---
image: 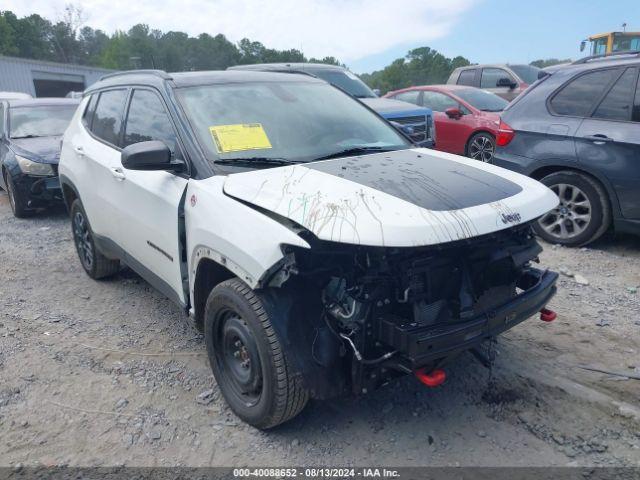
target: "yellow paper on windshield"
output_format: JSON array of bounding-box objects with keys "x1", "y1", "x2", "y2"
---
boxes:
[{"x1": 209, "y1": 123, "x2": 272, "y2": 153}]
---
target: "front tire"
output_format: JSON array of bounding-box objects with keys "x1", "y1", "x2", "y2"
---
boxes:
[
  {"x1": 204, "y1": 279, "x2": 308, "y2": 429},
  {"x1": 534, "y1": 171, "x2": 611, "y2": 246},
  {"x1": 70, "y1": 199, "x2": 120, "y2": 279},
  {"x1": 5, "y1": 172, "x2": 28, "y2": 218}
]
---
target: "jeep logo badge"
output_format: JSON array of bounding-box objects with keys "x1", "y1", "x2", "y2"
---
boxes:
[{"x1": 501, "y1": 212, "x2": 521, "y2": 224}]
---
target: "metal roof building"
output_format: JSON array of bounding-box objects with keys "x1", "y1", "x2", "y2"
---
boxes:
[{"x1": 0, "y1": 56, "x2": 114, "y2": 97}]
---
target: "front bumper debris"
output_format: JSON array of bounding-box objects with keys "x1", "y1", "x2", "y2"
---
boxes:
[{"x1": 378, "y1": 267, "x2": 558, "y2": 370}]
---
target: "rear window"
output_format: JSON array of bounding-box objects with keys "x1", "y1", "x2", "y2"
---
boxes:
[
  {"x1": 311, "y1": 70, "x2": 377, "y2": 99},
  {"x1": 393, "y1": 90, "x2": 421, "y2": 105},
  {"x1": 82, "y1": 94, "x2": 98, "y2": 128},
  {"x1": 592, "y1": 67, "x2": 637, "y2": 121},
  {"x1": 550, "y1": 69, "x2": 618, "y2": 117},
  {"x1": 509, "y1": 64, "x2": 542, "y2": 85},
  {"x1": 455, "y1": 88, "x2": 508, "y2": 112},
  {"x1": 91, "y1": 89, "x2": 128, "y2": 146},
  {"x1": 457, "y1": 69, "x2": 476, "y2": 86}
]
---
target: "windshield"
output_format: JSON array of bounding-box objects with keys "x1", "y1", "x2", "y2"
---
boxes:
[
  {"x1": 176, "y1": 81, "x2": 409, "y2": 165},
  {"x1": 9, "y1": 105, "x2": 77, "y2": 138},
  {"x1": 612, "y1": 33, "x2": 640, "y2": 52},
  {"x1": 455, "y1": 88, "x2": 508, "y2": 112},
  {"x1": 311, "y1": 70, "x2": 377, "y2": 98},
  {"x1": 509, "y1": 65, "x2": 541, "y2": 85}
]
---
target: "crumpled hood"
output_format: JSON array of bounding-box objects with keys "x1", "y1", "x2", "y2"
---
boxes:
[
  {"x1": 360, "y1": 97, "x2": 429, "y2": 116},
  {"x1": 9, "y1": 136, "x2": 62, "y2": 164},
  {"x1": 223, "y1": 148, "x2": 558, "y2": 247}
]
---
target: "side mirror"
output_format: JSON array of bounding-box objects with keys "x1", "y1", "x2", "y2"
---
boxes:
[
  {"x1": 580, "y1": 40, "x2": 586, "y2": 52},
  {"x1": 389, "y1": 121, "x2": 415, "y2": 137},
  {"x1": 121, "y1": 140, "x2": 183, "y2": 172},
  {"x1": 445, "y1": 107, "x2": 462, "y2": 119},
  {"x1": 372, "y1": 88, "x2": 381, "y2": 97},
  {"x1": 496, "y1": 77, "x2": 517, "y2": 89}
]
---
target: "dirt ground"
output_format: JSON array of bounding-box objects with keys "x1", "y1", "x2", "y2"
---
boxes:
[{"x1": 1, "y1": 191, "x2": 639, "y2": 468}]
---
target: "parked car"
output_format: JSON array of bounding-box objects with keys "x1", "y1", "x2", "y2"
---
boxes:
[
  {"x1": 0, "y1": 91, "x2": 33, "y2": 101},
  {"x1": 447, "y1": 64, "x2": 542, "y2": 101},
  {"x1": 228, "y1": 63, "x2": 435, "y2": 147},
  {"x1": 493, "y1": 52, "x2": 640, "y2": 246},
  {"x1": 60, "y1": 69, "x2": 558, "y2": 429},
  {"x1": 0, "y1": 98, "x2": 79, "y2": 217},
  {"x1": 385, "y1": 85, "x2": 508, "y2": 162}
]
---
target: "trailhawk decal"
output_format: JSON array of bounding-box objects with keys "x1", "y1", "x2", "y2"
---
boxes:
[{"x1": 222, "y1": 148, "x2": 559, "y2": 247}]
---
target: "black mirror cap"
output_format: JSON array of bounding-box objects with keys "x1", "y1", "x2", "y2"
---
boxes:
[{"x1": 121, "y1": 140, "x2": 181, "y2": 171}]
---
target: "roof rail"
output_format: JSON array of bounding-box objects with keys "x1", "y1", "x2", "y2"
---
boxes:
[
  {"x1": 99, "y1": 69, "x2": 171, "y2": 81},
  {"x1": 572, "y1": 50, "x2": 640, "y2": 65}
]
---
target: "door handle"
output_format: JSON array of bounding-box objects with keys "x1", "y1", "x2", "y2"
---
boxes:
[
  {"x1": 583, "y1": 134, "x2": 613, "y2": 145},
  {"x1": 110, "y1": 167, "x2": 126, "y2": 180},
  {"x1": 74, "y1": 145, "x2": 85, "y2": 155}
]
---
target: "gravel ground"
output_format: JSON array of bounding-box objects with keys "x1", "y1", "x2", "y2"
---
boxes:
[{"x1": 0, "y1": 191, "x2": 639, "y2": 468}]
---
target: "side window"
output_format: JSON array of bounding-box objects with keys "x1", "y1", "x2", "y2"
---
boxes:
[
  {"x1": 82, "y1": 94, "x2": 98, "y2": 129},
  {"x1": 593, "y1": 67, "x2": 637, "y2": 121},
  {"x1": 481, "y1": 68, "x2": 514, "y2": 88},
  {"x1": 91, "y1": 89, "x2": 128, "y2": 147},
  {"x1": 457, "y1": 69, "x2": 476, "y2": 86},
  {"x1": 550, "y1": 69, "x2": 618, "y2": 117},
  {"x1": 123, "y1": 89, "x2": 178, "y2": 154},
  {"x1": 421, "y1": 91, "x2": 458, "y2": 112},
  {"x1": 634, "y1": 72, "x2": 640, "y2": 122},
  {"x1": 393, "y1": 91, "x2": 421, "y2": 106}
]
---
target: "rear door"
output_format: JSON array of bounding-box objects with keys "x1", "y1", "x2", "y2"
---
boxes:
[
  {"x1": 76, "y1": 88, "x2": 129, "y2": 237},
  {"x1": 113, "y1": 87, "x2": 189, "y2": 305},
  {"x1": 575, "y1": 66, "x2": 640, "y2": 220}
]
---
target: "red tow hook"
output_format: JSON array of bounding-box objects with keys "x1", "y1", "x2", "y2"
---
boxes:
[
  {"x1": 415, "y1": 368, "x2": 446, "y2": 387},
  {"x1": 540, "y1": 308, "x2": 557, "y2": 322}
]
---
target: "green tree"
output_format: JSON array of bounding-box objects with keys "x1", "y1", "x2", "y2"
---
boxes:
[
  {"x1": 0, "y1": 13, "x2": 18, "y2": 55},
  {"x1": 530, "y1": 58, "x2": 572, "y2": 68}
]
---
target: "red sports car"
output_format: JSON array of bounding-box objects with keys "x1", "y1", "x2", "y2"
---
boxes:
[{"x1": 385, "y1": 85, "x2": 508, "y2": 162}]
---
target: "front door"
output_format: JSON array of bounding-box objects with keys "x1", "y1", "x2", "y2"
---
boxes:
[
  {"x1": 112, "y1": 88, "x2": 189, "y2": 305},
  {"x1": 421, "y1": 91, "x2": 471, "y2": 154}
]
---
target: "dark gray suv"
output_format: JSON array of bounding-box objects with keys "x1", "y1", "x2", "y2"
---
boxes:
[{"x1": 494, "y1": 53, "x2": 640, "y2": 246}]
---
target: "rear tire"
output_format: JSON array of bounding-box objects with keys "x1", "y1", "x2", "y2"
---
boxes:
[
  {"x1": 204, "y1": 278, "x2": 308, "y2": 429},
  {"x1": 70, "y1": 199, "x2": 120, "y2": 279},
  {"x1": 534, "y1": 171, "x2": 611, "y2": 246},
  {"x1": 5, "y1": 172, "x2": 29, "y2": 218}
]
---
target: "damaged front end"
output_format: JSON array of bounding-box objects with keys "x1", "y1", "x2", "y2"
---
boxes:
[{"x1": 268, "y1": 222, "x2": 557, "y2": 399}]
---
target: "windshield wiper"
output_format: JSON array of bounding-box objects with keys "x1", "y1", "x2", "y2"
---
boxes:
[
  {"x1": 214, "y1": 157, "x2": 299, "y2": 166},
  {"x1": 314, "y1": 146, "x2": 395, "y2": 161},
  {"x1": 11, "y1": 134, "x2": 45, "y2": 139}
]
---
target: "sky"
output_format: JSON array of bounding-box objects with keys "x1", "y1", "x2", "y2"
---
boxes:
[{"x1": 3, "y1": 0, "x2": 639, "y2": 73}]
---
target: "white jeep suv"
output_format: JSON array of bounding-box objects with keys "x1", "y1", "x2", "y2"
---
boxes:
[{"x1": 59, "y1": 69, "x2": 559, "y2": 429}]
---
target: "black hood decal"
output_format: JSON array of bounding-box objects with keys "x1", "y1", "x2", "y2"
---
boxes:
[{"x1": 306, "y1": 150, "x2": 522, "y2": 212}]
